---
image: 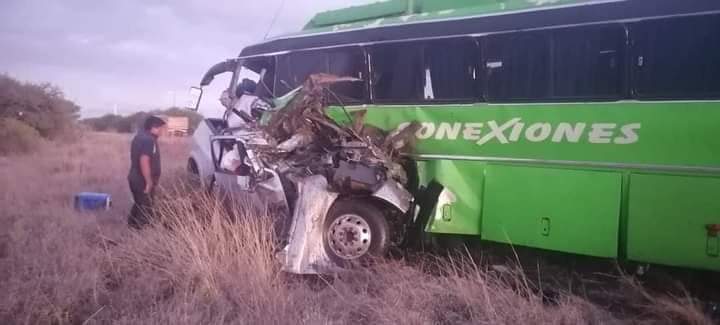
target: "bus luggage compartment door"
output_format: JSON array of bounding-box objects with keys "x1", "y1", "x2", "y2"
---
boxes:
[
  {"x1": 627, "y1": 174, "x2": 720, "y2": 271},
  {"x1": 481, "y1": 165, "x2": 622, "y2": 258}
]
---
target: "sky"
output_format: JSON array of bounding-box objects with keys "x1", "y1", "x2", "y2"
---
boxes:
[{"x1": 0, "y1": 0, "x2": 371, "y2": 117}]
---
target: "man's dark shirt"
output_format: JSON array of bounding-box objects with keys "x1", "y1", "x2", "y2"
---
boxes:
[{"x1": 128, "y1": 131, "x2": 161, "y2": 187}]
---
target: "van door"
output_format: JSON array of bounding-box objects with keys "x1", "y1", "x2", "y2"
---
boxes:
[{"x1": 210, "y1": 138, "x2": 252, "y2": 195}]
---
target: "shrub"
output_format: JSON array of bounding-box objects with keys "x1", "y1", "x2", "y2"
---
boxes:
[
  {"x1": 0, "y1": 118, "x2": 41, "y2": 155},
  {"x1": 80, "y1": 114, "x2": 125, "y2": 132},
  {"x1": 82, "y1": 108, "x2": 202, "y2": 134},
  {"x1": 0, "y1": 74, "x2": 80, "y2": 140}
]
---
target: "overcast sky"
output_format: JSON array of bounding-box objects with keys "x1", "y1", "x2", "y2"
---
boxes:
[{"x1": 0, "y1": 0, "x2": 371, "y2": 117}]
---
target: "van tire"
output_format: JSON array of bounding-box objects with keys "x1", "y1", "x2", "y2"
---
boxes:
[{"x1": 323, "y1": 199, "x2": 390, "y2": 266}]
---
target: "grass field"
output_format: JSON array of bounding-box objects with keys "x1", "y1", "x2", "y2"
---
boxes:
[{"x1": 0, "y1": 132, "x2": 713, "y2": 324}]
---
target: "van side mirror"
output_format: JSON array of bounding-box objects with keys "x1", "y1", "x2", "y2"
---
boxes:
[{"x1": 186, "y1": 86, "x2": 203, "y2": 111}]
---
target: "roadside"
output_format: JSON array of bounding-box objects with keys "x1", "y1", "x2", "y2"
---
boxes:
[{"x1": 0, "y1": 132, "x2": 713, "y2": 324}]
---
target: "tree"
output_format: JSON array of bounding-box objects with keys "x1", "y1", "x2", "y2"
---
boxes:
[
  {"x1": 81, "y1": 107, "x2": 202, "y2": 134},
  {"x1": 0, "y1": 75, "x2": 80, "y2": 140}
]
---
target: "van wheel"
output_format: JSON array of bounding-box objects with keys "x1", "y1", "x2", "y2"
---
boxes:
[{"x1": 323, "y1": 200, "x2": 390, "y2": 266}]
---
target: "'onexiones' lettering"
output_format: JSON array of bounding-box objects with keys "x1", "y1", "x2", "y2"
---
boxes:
[{"x1": 399, "y1": 120, "x2": 641, "y2": 146}]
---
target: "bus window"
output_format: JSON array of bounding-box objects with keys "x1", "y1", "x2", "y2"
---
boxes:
[
  {"x1": 482, "y1": 31, "x2": 551, "y2": 101},
  {"x1": 243, "y1": 57, "x2": 275, "y2": 99},
  {"x1": 327, "y1": 47, "x2": 366, "y2": 104},
  {"x1": 274, "y1": 54, "x2": 293, "y2": 96},
  {"x1": 370, "y1": 43, "x2": 424, "y2": 102},
  {"x1": 274, "y1": 51, "x2": 326, "y2": 96},
  {"x1": 552, "y1": 25, "x2": 625, "y2": 100},
  {"x1": 288, "y1": 51, "x2": 328, "y2": 89},
  {"x1": 631, "y1": 14, "x2": 720, "y2": 99},
  {"x1": 274, "y1": 48, "x2": 366, "y2": 103},
  {"x1": 424, "y1": 38, "x2": 479, "y2": 101}
]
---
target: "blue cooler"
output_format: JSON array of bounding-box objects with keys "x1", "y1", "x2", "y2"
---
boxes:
[{"x1": 74, "y1": 192, "x2": 112, "y2": 211}]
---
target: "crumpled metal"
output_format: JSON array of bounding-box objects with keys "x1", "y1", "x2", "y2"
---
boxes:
[
  {"x1": 261, "y1": 73, "x2": 420, "y2": 185},
  {"x1": 280, "y1": 175, "x2": 340, "y2": 274},
  {"x1": 233, "y1": 74, "x2": 421, "y2": 274}
]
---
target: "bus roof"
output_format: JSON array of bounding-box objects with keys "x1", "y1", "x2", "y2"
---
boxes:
[
  {"x1": 302, "y1": 0, "x2": 592, "y2": 32},
  {"x1": 239, "y1": 0, "x2": 720, "y2": 57}
]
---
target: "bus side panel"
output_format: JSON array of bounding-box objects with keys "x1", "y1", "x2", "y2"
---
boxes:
[
  {"x1": 481, "y1": 165, "x2": 622, "y2": 258},
  {"x1": 418, "y1": 159, "x2": 484, "y2": 235},
  {"x1": 627, "y1": 174, "x2": 720, "y2": 271}
]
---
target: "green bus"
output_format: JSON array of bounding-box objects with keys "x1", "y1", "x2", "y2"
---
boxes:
[{"x1": 196, "y1": 0, "x2": 720, "y2": 272}]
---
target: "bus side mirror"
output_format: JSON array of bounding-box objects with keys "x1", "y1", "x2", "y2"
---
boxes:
[{"x1": 186, "y1": 86, "x2": 203, "y2": 111}]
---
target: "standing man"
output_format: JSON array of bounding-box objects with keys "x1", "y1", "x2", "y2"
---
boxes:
[{"x1": 127, "y1": 116, "x2": 166, "y2": 229}]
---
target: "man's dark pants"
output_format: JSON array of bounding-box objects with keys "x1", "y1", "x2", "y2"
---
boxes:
[{"x1": 128, "y1": 179, "x2": 154, "y2": 229}]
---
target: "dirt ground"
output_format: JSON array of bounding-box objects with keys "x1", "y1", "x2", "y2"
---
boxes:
[{"x1": 0, "y1": 132, "x2": 715, "y2": 324}]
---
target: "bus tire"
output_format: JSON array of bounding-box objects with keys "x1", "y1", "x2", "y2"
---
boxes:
[{"x1": 323, "y1": 199, "x2": 390, "y2": 267}]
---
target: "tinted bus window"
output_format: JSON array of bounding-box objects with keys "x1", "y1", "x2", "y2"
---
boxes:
[
  {"x1": 288, "y1": 51, "x2": 327, "y2": 89},
  {"x1": 274, "y1": 54, "x2": 294, "y2": 96},
  {"x1": 483, "y1": 32, "x2": 551, "y2": 101},
  {"x1": 631, "y1": 14, "x2": 720, "y2": 99},
  {"x1": 273, "y1": 48, "x2": 366, "y2": 102},
  {"x1": 370, "y1": 40, "x2": 479, "y2": 103},
  {"x1": 327, "y1": 48, "x2": 366, "y2": 104},
  {"x1": 370, "y1": 43, "x2": 424, "y2": 102},
  {"x1": 424, "y1": 38, "x2": 479, "y2": 101},
  {"x1": 243, "y1": 57, "x2": 275, "y2": 98},
  {"x1": 553, "y1": 25, "x2": 625, "y2": 99}
]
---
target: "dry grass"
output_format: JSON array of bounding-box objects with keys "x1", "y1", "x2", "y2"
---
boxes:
[{"x1": 0, "y1": 132, "x2": 713, "y2": 324}]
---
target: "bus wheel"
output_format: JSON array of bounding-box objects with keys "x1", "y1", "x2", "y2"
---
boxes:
[{"x1": 323, "y1": 199, "x2": 390, "y2": 266}]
